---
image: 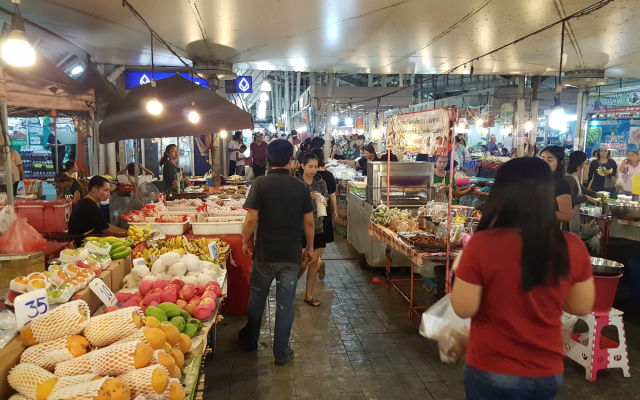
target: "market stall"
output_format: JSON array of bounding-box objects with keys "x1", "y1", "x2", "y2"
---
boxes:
[{"x1": 371, "y1": 106, "x2": 468, "y2": 320}]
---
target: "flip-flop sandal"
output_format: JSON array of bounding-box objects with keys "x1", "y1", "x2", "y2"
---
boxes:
[
  {"x1": 318, "y1": 261, "x2": 326, "y2": 279},
  {"x1": 304, "y1": 298, "x2": 321, "y2": 307}
]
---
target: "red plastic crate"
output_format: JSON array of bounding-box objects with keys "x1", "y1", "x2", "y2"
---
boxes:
[{"x1": 14, "y1": 200, "x2": 72, "y2": 233}]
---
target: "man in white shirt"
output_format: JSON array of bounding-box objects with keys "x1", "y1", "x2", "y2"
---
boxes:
[
  {"x1": 502, "y1": 133, "x2": 513, "y2": 153},
  {"x1": 228, "y1": 131, "x2": 243, "y2": 176}
]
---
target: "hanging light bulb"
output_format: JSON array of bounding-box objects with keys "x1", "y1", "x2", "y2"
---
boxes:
[
  {"x1": 188, "y1": 110, "x2": 200, "y2": 123},
  {"x1": 260, "y1": 81, "x2": 272, "y2": 91},
  {"x1": 330, "y1": 116, "x2": 339, "y2": 125},
  {"x1": 475, "y1": 117, "x2": 484, "y2": 127},
  {"x1": 372, "y1": 129, "x2": 381, "y2": 139},
  {"x1": 345, "y1": 117, "x2": 353, "y2": 126},
  {"x1": 2, "y1": 4, "x2": 35, "y2": 67},
  {"x1": 220, "y1": 130, "x2": 228, "y2": 138},
  {"x1": 260, "y1": 92, "x2": 269, "y2": 102},
  {"x1": 147, "y1": 98, "x2": 162, "y2": 115},
  {"x1": 70, "y1": 65, "x2": 84, "y2": 76},
  {"x1": 524, "y1": 120, "x2": 534, "y2": 132},
  {"x1": 549, "y1": 95, "x2": 566, "y2": 131}
]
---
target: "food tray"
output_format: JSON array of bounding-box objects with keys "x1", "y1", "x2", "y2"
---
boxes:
[{"x1": 128, "y1": 221, "x2": 188, "y2": 236}]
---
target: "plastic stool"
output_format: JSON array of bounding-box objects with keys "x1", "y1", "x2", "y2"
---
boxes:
[{"x1": 564, "y1": 308, "x2": 630, "y2": 381}]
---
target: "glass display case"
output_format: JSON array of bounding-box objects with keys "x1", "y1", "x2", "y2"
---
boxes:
[{"x1": 365, "y1": 161, "x2": 434, "y2": 206}]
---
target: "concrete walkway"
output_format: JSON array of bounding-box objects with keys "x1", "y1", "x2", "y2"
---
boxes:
[{"x1": 205, "y1": 236, "x2": 640, "y2": 399}]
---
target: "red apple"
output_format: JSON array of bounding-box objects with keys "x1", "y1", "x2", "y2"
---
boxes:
[
  {"x1": 104, "y1": 305, "x2": 120, "y2": 313},
  {"x1": 153, "y1": 279, "x2": 169, "y2": 290},
  {"x1": 184, "y1": 303, "x2": 197, "y2": 317},
  {"x1": 193, "y1": 284, "x2": 206, "y2": 297},
  {"x1": 170, "y1": 279, "x2": 184, "y2": 290},
  {"x1": 199, "y1": 297, "x2": 216, "y2": 310},
  {"x1": 160, "y1": 289, "x2": 177, "y2": 303},
  {"x1": 188, "y1": 297, "x2": 201, "y2": 307},
  {"x1": 178, "y1": 286, "x2": 194, "y2": 301},
  {"x1": 202, "y1": 290, "x2": 217, "y2": 300}
]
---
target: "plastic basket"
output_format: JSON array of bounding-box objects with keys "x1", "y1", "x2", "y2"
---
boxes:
[{"x1": 629, "y1": 259, "x2": 640, "y2": 300}]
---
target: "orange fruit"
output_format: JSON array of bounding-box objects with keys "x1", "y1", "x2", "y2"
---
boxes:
[
  {"x1": 30, "y1": 280, "x2": 45, "y2": 289},
  {"x1": 15, "y1": 277, "x2": 28, "y2": 284},
  {"x1": 29, "y1": 273, "x2": 45, "y2": 281}
]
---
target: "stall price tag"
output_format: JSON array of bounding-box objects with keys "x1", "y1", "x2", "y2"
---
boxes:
[
  {"x1": 14, "y1": 289, "x2": 49, "y2": 331},
  {"x1": 45, "y1": 164, "x2": 54, "y2": 169},
  {"x1": 208, "y1": 241, "x2": 220, "y2": 260},
  {"x1": 89, "y1": 279, "x2": 117, "y2": 307},
  {"x1": 182, "y1": 236, "x2": 191, "y2": 251},
  {"x1": 34, "y1": 164, "x2": 43, "y2": 168}
]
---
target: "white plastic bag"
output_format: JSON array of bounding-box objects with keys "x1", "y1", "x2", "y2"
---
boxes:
[
  {"x1": 246, "y1": 167, "x2": 255, "y2": 184},
  {"x1": 561, "y1": 312, "x2": 579, "y2": 343},
  {"x1": 419, "y1": 293, "x2": 471, "y2": 363},
  {"x1": 0, "y1": 205, "x2": 17, "y2": 235}
]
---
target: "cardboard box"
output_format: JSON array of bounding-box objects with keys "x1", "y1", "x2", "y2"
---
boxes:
[
  {"x1": 0, "y1": 336, "x2": 24, "y2": 400},
  {"x1": 108, "y1": 257, "x2": 131, "y2": 293},
  {"x1": 0, "y1": 252, "x2": 45, "y2": 290}
]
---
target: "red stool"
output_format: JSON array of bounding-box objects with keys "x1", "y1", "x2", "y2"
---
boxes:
[{"x1": 564, "y1": 308, "x2": 630, "y2": 381}]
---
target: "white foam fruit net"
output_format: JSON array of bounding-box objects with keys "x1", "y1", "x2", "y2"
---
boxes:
[
  {"x1": 83, "y1": 307, "x2": 142, "y2": 348},
  {"x1": 48, "y1": 377, "x2": 108, "y2": 400},
  {"x1": 30, "y1": 300, "x2": 90, "y2": 344},
  {"x1": 8, "y1": 363, "x2": 56, "y2": 399},
  {"x1": 133, "y1": 395, "x2": 147, "y2": 400},
  {"x1": 20, "y1": 336, "x2": 77, "y2": 371},
  {"x1": 112, "y1": 328, "x2": 149, "y2": 348},
  {"x1": 8, "y1": 395, "x2": 31, "y2": 400},
  {"x1": 54, "y1": 352, "x2": 92, "y2": 377},
  {"x1": 51, "y1": 374, "x2": 101, "y2": 395},
  {"x1": 118, "y1": 365, "x2": 169, "y2": 400},
  {"x1": 147, "y1": 349, "x2": 161, "y2": 366},
  {"x1": 90, "y1": 340, "x2": 140, "y2": 376}
]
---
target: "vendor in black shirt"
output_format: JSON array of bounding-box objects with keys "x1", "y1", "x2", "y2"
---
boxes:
[
  {"x1": 540, "y1": 146, "x2": 572, "y2": 223},
  {"x1": 68, "y1": 176, "x2": 127, "y2": 243},
  {"x1": 338, "y1": 144, "x2": 380, "y2": 176}
]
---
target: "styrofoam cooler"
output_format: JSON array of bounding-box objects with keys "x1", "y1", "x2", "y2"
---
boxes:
[
  {"x1": 14, "y1": 200, "x2": 72, "y2": 233},
  {"x1": 191, "y1": 217, "x2": 244, "y2": 235},
  {"x1": 128, "y1": 221, "x2": 189, "y2": 236}
]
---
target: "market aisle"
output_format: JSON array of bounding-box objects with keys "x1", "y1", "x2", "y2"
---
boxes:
[{"x1": 205, "y1": 236, "x2": 640, "y2": 400}]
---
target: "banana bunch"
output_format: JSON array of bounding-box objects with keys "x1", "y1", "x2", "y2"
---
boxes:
[
  {"x1": 127, "y1": 223, "x2": 153, "y2": 245},
  {"x1": 189, "y1": 237, "x2": 228, "y2": 264}
]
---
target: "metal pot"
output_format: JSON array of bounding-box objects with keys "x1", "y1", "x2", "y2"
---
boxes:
[
  {"x1": 591, "y1": 257, "x2": 624, "y2": 276},
  {"x1": 608, "y1": 203, "x2": 640, "y2": 221}
]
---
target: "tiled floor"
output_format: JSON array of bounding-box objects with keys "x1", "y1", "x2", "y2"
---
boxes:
[{"x1": 205, "y1": 235, "x2": 640, "y2": 399}]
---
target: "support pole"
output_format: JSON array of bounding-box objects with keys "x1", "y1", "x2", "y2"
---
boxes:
[
  {"x1": 1, "y1": 102, "x2": 13, "y2": 205},
  {"x1": 285, "y1": 72, "x2": 291, "y2": 134},
  {"x1": 133, "y1": 139, "x2": 139, "y2": 196},
  {"x1": 574, "y1": 87, "x2": 588, "y2": 152},
  {"x1": 516, "y1": 75, "x2": 526, "y2": 157},
  {"x1": 323, "y1": 73, "x2": 335, "y2": 160},
  {"x1": 529, "y1": 76, "x2": 541, "y2": 155},
  {"x1": 296, "y1": 72, "x2": 301, "y2": 111},
  {"x1": 54, "y1": 115, "x2": 59, "y2": 173},
  {"x1": 108, "y1": 143, "x2": 117, "y2": 175}
]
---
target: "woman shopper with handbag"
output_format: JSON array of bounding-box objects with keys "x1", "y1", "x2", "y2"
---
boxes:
[
  {"x1": 588, "y1": 149, "x2": 618, "y2": 194},
  {"x1": 451, "y1": 157, "x2": 595, "y2": 400},
  {"x1": 295, "y1": 152, "x2": 329, "y2": 307}
]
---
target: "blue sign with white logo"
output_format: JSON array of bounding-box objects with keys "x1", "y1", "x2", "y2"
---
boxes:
[
  {"x1": 236, "y1": 76, "x2": 252, "y2": 93},
  {"x1": 124, "y1": 72, "x2": 209, "y2": 90}
]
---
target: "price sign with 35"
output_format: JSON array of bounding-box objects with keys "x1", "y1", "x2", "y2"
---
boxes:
[{"x1": 15, "y1": 289, "x2": 50, "y2": 331}]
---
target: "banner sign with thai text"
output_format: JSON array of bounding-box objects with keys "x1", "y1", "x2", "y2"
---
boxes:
[
  {"x1": 586, "y1": 118, "x2": 640, "y2": 154},
  {"x1": 386, "y1": 107, "x2": 452, "y2": 155},
  {"x1": 592, "y1": 89, "x2": 640, "y2": 114}
]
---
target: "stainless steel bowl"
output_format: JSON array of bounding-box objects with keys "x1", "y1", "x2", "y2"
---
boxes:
[
  {"x1": 608, "y1": 203, "x2": 640, "y2": 221},
  {"x1": 591, "y1": 257, "x2": 624, "y2": 276}
]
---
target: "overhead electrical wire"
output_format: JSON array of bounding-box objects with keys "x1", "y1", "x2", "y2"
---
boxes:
[{"x1": 319, "y1": 0, "x2": 614, "y2": 108}]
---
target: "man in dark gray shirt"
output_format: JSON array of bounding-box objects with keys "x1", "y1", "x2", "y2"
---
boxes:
[{"x1": 239, "y1": 139, "x2": 315, "y2": 366}]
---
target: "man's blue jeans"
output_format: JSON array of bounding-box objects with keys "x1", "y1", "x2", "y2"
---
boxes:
[
  {"x1": 465, "y1": 365, "x2": 563, "y2": 400},
  {"x1": 240, "y1": 260, "x2": 300, "y2": 363}
]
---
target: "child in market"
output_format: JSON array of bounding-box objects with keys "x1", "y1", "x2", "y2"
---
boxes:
[{"x1": 236, "y1": 144, "x2": 247, "y2": 176}]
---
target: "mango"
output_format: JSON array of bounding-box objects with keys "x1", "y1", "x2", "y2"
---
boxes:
[
  {"x1": 183, "y1": 324, "x2": 198, "y2": 338},
  {"x1": 160, "y1": 323, "x2": 180, "y2": 347},
  {"x1": 145, "y1": 306, "x2": 168, "y2": 322},
  {"x1": 168, "y1": 380, "x2": 185, "y2": 400},
  {"x1": 169, "y1": 316, "x2": 186, "y2": 333},
  {"x1": 170, "y1": 348, "x2": 184, "y2": 368},
  {"x1": 178, "y1": 333, "x2": 191, "y2": 354},
  {"x1": 158, "y1": 302, "x2": 182, "y2": 319}
]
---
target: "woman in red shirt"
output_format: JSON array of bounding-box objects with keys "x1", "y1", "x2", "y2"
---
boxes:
[{"x1": 451, "y1": 157, "x2": 595, "y2": 400}]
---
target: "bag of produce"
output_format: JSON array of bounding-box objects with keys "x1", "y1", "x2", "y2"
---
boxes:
[
  {"x1": 48, "y1": 376, "x2": 131, "y2": 400},
  {"x1": 20, "y1": 335, "x2": 91, "y2": 371},
  {"x1": 419, "y1": 294, "x2": 470, "y2": 363},
  {"x1": 20, "y1": 300, "x2": 91, "y2": 346},
  {"x1": 0, "y1": 211, "x2": 47, "y2": 254},
  {"x1": 117, "y1": 365, "x2": 170, "y2": 400},
  {"x1": 8, "y1": 363, "x2": 56, "y2": 399},
  {"x1": 83, "y1": 308, "x2": 144, "y2": 347}
]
